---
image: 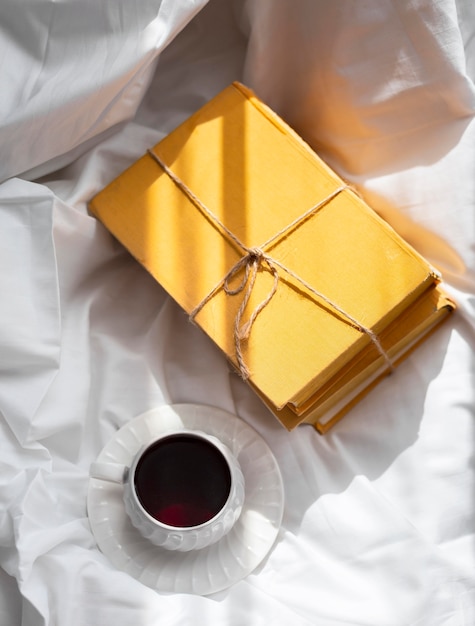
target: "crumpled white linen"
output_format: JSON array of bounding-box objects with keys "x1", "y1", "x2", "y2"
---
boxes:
[
  {"x1": 1, "y1": 1, "x2": 474, "y2": 625},
  {"x1": 0, "y1": 0, "x2": 207, "y2": 183}
]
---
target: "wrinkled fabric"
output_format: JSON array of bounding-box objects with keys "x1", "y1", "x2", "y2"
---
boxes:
[
  {"x1": 0, "y1": 0, "x2": 208, "y2": 182},
  {"x1": 1, "y1": 1, "x2": 474, "y2": 624}
]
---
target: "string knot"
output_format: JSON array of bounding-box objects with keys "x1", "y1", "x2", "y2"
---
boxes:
[
  {"x1": 222, "y1": 247, "x2": 279, "y2": 379},
  {"x1": 248, "y1": 247, "x2": 264, "y2": 261}
]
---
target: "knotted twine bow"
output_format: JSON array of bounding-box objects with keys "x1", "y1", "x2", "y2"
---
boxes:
[{"x1": 147, "y1": 149, "x2": 393, "y2": 380}]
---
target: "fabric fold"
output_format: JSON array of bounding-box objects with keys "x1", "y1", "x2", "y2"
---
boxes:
[{"x1": 0, "y1": 180, "x2": 61, "y2": 444}]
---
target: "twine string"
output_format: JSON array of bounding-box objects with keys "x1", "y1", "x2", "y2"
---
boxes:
[
  {"x1": 223, "y1": 249, "x2": 279, "y2": 378},
  {"x1": 147, "y1": 149, "x2": 393, "y2": 379}
]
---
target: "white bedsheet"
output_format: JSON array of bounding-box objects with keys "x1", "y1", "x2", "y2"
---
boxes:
[{"x1": 1, "y1": 1, "x2": 474, "y2": 624}]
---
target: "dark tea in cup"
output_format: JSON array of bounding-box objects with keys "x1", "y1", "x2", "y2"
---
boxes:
[
  {"x1": 134, "y1": 433, "x2": 232, "y2": 528},
  {"x1": 90, "y1": 427, "x2": 245, "y2": 550}
]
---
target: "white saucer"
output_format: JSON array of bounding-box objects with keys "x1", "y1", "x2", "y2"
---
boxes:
[{"x1": 87, "y1": 404, "x2": 284, "y2": 595}]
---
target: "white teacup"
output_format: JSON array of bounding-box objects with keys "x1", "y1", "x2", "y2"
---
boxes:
[{"x1": 90, "y1": 429, "x2": 245, "y2": 551}]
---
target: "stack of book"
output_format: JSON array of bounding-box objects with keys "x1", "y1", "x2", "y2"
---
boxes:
[{"x1": 89, "y1": 82, "x2": 455, "y2": 433}]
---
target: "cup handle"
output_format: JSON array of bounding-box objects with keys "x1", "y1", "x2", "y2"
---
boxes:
[{"x1": 90, "y1": 461, "x2": 128, "y2": 484}]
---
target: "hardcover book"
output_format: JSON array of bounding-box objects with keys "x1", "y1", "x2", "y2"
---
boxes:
[{"x1": 89, "y1": 82, "x2": 455, "y2": 433}]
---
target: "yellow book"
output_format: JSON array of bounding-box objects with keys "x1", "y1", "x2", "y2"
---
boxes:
[{"x1": 89, "y1": 82, "x2": 452, "y2": 430}]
